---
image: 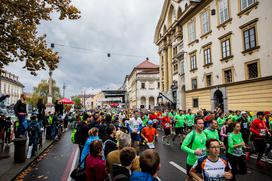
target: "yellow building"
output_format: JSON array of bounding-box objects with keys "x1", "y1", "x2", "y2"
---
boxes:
[{"x1": 154, "y1": 0, "x2": 272, "y2": 112}]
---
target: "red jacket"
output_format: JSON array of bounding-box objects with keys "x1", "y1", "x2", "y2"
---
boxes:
[
  {"x1": 85, "y1": 154, "x2": 106, "y2": 181},
  {"x1": 250, "y1": 118, "x2": 268, "y2": 140},
  {"x1": 161, "y1": 117, "x2": 171, "y2": 129}
]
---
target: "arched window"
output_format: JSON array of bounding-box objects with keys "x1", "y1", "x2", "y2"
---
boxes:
[
  {"x1": 177, "y1": 7, "x2": 182, "y2": 18},
  {"x1": 167, "y1": 5, "x2": 176, "y2": 27}
]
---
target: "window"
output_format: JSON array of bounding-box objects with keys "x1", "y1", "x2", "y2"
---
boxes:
[
  {"x1": 157, "y1": 82, "x2": 160, "y2": 89},
  {"x1": 241, "y1": 0, "x2": 254, "y2": 10},
  {"x1": 190, "y1": 53, "x2": 197, "y2": 70},
  {"x1": 243, "y1": 27, "x2": 256, "y2": 50},
  {"x1": 201, "y1": 11, "x2": 210, "y2": 34},
  {"x1": 180, "y1": 61, "x2": 185, "y2": 75},
  {"x1": 224, "y1": 69, "x2": 233, "y2": 83},
  {"x1": 206, "y1": 74, "x2": 212, "y2": 86},
  {"x1": 141, "y1": 82, "x2": 145, "y2": 89},
  {"x1": 173, "y1": 64, "x2": 178, "y2": 73},
  {"x1": 218, "y1": 0, "x2": 229, "y2": 24},
  {"x1": 203, "y1": 47, "x2": 212, "y2": 65},
  {"x1": 221, "y1": 38, "x2": 231, "y2": 58},
  {"x1": 193, "y1": 98, "x2": 199, "y2": 108},
  {"x1": 188, "y1": 19, "x2": 196, "y2": 42},
  {"x1": 246, "y1": 61, "x2": 259, "y2": 79},
  {"x1": 192, "y1": 78, "x2": 197, "y2": 90},
  {"x1": 173, "y1": 47, "x2": 177, "y2": 57}
]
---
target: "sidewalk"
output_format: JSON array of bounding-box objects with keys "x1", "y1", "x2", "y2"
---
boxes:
[{"x1": 0, "y1": 134, "x2": 54, "y2": 181}]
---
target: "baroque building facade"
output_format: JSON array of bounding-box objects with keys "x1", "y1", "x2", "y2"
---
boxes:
[
  {"x1": 154, "y1": 0, "x2": 272, "y2": 112},
  {"x1": 0, "y1": 70, "x2": 24, "y2": 105},
  {"x1": 128, "y1": 58, "x2": 160, "y2": 110}
]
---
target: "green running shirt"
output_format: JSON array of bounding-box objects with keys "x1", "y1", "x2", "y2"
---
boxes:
[{"x1": 181, "y1": 130, "x2": 207, "y2": 166}]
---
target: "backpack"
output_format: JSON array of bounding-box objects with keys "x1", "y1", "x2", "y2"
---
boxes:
[
  {"x1": 187, "y1": 130, "x2": 196, "y2": 149},
  {"x1": 71, "y1": 129, "x2": 77, "y2": 144},
  {"x1": 106, "y1": 173, "x2": 129, "y2": 181},
  {"x1": 102, "y1": 139, "x2": 117, "y2": 160}
]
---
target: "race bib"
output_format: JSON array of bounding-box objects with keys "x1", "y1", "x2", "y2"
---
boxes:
[
  {"x1": 197, "y1": 149, "x2": 206, "y2": 159},
  {"x1": 243, "y1": 122, "x2": 248, "y2": 129},
  {"x1": 165, "y1": 123, "x2": 170, "y2": 128},
  {"x1": 260, "y1": 129, "x2": 266, "y2": 136},
  {"x1": 147, "y1": 142, "x2": 155, "y2": 149},
  {"x1": 233, "y1": 147, "x2": 243, "y2": 155}
]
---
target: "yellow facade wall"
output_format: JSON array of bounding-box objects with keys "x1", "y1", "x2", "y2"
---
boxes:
[
  {"x1": 227, "y1": 79, "x2": 272, "y2": 112},
  {"x1": 186, "y1": 89, "x2": 211, "y2": 113}
]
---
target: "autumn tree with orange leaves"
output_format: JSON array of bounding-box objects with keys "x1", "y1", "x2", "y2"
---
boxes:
[{"x1": 0, "y1": 0, "x2": 80, "y2": 75}]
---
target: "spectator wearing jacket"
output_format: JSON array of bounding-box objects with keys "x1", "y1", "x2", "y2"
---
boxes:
[
  {"x1": 103, "y1": 124, "x2": 117, "y2": 159},
  {"x1": 85, "y1": 140, "x2": 107, "y2": 181},
  {"x1": 130, "y1": 149, "x2": 161, "y2": 181},
  {"x1": 14, "y1": 94, "x2": 27, "y2": 137},
  {"x1": 110, "y1": 147, "x2": 137, "y2": 181},
  {"x1": 107, "y1": 133, "x2": 140, "y2": 173},
  {"x1": 80, "y1": 128, "x2": 100, "y2": 168}
]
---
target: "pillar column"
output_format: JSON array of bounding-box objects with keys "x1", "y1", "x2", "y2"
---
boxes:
[
  {"x1": 167, "y1": 36, "x2": 173, "y2": 91},
  {"x1": 163, "y1": 49, "x2": 168, "y2": 92},
  {"x1": 159, "y1": 52, "x2": 163, "y2": 92}
]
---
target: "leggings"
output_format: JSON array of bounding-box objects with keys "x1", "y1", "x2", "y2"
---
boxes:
[
  {"x1": 253, "y1": 139, "x2": 266, "y2": 161},
  {"x1": 227, "y1": 153, "x2": 247, "y2": 178}
]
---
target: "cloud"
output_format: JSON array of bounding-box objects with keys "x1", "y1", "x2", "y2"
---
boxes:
[{"x1": 6, "y1": 0, "x2": 164, "y2": 98}]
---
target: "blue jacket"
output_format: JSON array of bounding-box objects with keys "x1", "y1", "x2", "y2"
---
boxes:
[
  {"x1": 80, "y1": 136, "x2": 100, "y2": 167},
  {"x1": 130, "y1": 172, "x2": 159, "y2": 181}
]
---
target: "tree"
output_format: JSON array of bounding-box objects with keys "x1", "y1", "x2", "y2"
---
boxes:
[
  {"x1": 0, "y1": 0, "x2": 80, "y2": 75},
  {"x1": 28, "y1": 79, "x2": 61, "y2": 106},
  {"x1": 72, "y1": 96, "x2": 82, "y2": 109}
]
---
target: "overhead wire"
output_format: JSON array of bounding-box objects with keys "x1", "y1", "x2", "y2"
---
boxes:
[{"x1": 48, "y1": 42, "x2": 157, "y2": 59}]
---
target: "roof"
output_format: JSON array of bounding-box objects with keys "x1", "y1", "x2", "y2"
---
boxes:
[{"x1": 135, "y1": 59, "x2": 158, "y2": 69}]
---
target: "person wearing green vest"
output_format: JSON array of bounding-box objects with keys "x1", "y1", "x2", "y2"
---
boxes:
[
  {"x1": 227, "y1": 122, "x2": 247, "y2": 179},
  {"x1": 172, "y1": 110, "x2": 186, "y2": 145},
  {"x1": 232, "y1": 110, "x2": 241, "y2": 123},
  {"x1": 181, "y1": 116, "x2": 207, "y2": 181},
  {"x1": 204, "y1": 119, "x2": 220, "y2": 141},
  {"x1": 142, "y1": 113, "x2": 149, "y2": 127},
  {"x1": 186, "y1": 109, "x2": 195, "y2": 133},
  {"x1": 217, "y1": 113, "x2": 225, "y2": 130}
]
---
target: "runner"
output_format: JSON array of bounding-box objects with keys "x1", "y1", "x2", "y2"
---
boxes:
[
  {"x1": 190, "y1": 138, "x2": 233, "y2": 181},
  {"x1": 141, "y1": 120, "x2": 158, "y2": 149},
  {"x1": 204, "y1": 119, "x2": 220, "y2": 141},
  {"x1": 185, "y1": 109, "x2": 194, "y2": 133},
  {"x1": 227, "y1": 122, "x2": 247, "y2": 179},
  {"x1": 250, "y1": 111, "x2": 271, "y2": 166},
  {"x1": 127, "y1": 111, "x2": 142, "y2": 153},
  {"x1": 181, "y1": 116, "x2": 207, "y2": 181},
  {"x1": 172, "y1": 110, "x2": 186, "y2": 146},
  {"x1": 161, "y1": 112, "x2": 172, "y2": 145}
]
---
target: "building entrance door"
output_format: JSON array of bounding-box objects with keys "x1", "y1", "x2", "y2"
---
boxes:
[{"x1": 214, "y1": 90, "x2": 224, "y2": 111}]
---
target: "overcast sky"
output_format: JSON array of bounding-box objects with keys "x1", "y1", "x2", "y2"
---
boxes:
[{"x1": 6, "y1": 0, "x2": 164, "y2": 98}]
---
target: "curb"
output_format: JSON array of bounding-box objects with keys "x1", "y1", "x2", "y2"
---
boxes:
[
  {"x1": 12, "y1": 140, "x2": 56, "y2": 181},
  {"x1": 0, "y1": 140, "x2": 55, "y2": 181}
]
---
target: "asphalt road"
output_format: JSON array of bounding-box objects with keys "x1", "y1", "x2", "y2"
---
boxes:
[
  {"x1": 20, "y1": 129, "x2": 272, "y2": 181},
  {"x1": 22, "y1": 130, "x2": 78, "y2": 181}
]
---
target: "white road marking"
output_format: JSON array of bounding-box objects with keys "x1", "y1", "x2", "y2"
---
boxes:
[
  {"x1": 67, "y1": 147, "x2": 79, "y2": 181},
  {"x1": 169, "y1": 161, "x2": 187, "y2": 174},
  {"x1": 250, "y1": 154, "x2": 272, "y2": 164}
]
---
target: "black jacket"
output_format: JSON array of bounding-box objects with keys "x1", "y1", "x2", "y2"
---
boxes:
[
  {"x1": 14, "y1": 100, "x2": 26, "y2": 116},
  {"x1": 111, "y1": 164, "x2": 130, "y2": 181},
  {"x1": 103, "y1": 136, "x2": 117, "y2": 159}
]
